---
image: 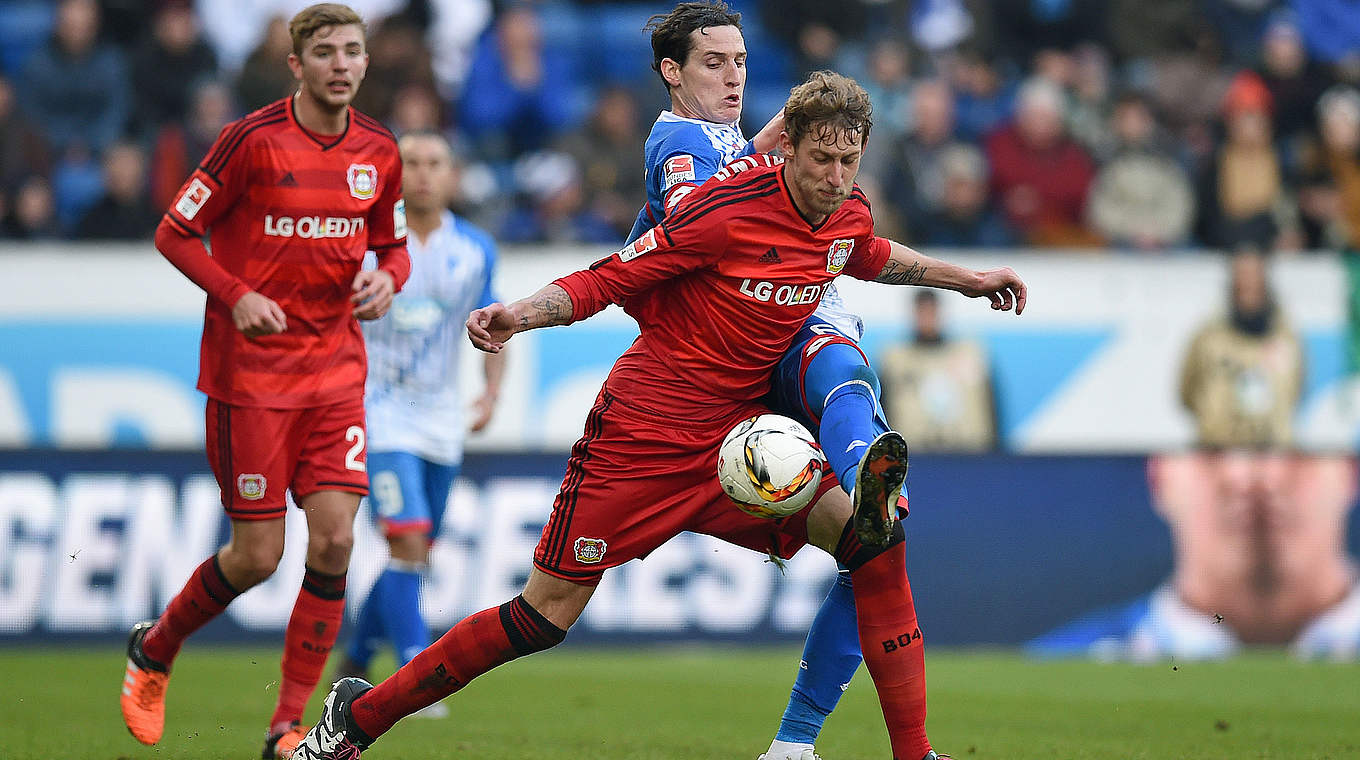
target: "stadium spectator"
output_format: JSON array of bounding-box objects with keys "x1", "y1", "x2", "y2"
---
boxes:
[
  {"x1": 1179, "y1": 248, "x2": 1304, "y2": 449},
  {"x1": 985, "y1": 77, "x2": 1099, "y2": 247},
  {"x1": 758, "y1": 0, "x2": 871, "y2": 75},
  {"x1": 351, "y1": 18, "x2": 437, "y2": 126},
  {"x1": 881, "y1": 78, "x2": 962, "y2": 240},
  {"x1": 1029, "y1": 451, "x2": 1360, "y2": 661},
  {"x1": 915, "y1": 143, "x2": 1014, "y2": 248},
  {"x1": 879, "y1": 288, "x2": 999, "y2": 451},
  {"x1": 129, "y1": 0, "x2": 219, "y2": 138},
  {"x1": 387, "y1": 83, "x2": 445, "y2": 135},
  {"x1": 0, "y1": 175, "x2": 60, "y2": 240},
  {"x1": 1257, "y1": 11, "x2": 1331, "y2": 154},
  {"x1": 1198, "y1": 72, "x2": 1294, "y2": 251},
  {"x1": 0, "y1": 74, "x2": 52, "y2": 187},
  {"x1": 234, "y1": 15, "x2": 296, "y2": 113},
  {"x1": 18, "y1": 0, "x2": 130, "y2": 156},
  {"x1": 859, "y1": 39, "x2": 914, "y2": 146},
  {"x1": 420, "y1": 0, "x2": 494, "y2": 98},
  {"x1": 74, "y1": 141, "x2": 157, "y2": 240},
  {"x1": 497, "y1": 151, "x2": 616, "y2": 245},
  {"x1": 948, "y1": 48, "x2": 1014, "y2": 142},
  {"x1": 149, "y1": 79, "x2": 235, "y2": 213},
  {"x1": 555, "y1": 85, "x2": 647, "y2": 240},
  {"x1": 458, "y1": 4, "x2": 576, "y2": 161},
  {"x1": 1088, "y1": 91, "x2": 1196, "y2": 250},
  {"x1": 1293, "y1": 0, "x2": 1360, "y2": 66},
  {"x1": 1295, "y1": 86, "x2": 1360, "y2": 250}
]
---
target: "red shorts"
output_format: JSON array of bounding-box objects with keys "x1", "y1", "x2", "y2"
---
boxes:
[
  {"x1": 533, "y1": 389, "x2": 840, "y2": 585},
  {"x1": 204, "y1": 397, "x2": 369, "y2": 521}
]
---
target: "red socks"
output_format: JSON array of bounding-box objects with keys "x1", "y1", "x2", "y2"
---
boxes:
[
  {"x1": 270, "y1": 566, "x2": 347, "y2": 729},
  {"x1": 849, "y1": 539, "x2": 931, "y2": 760},
  {"x1": 141, "y1": 554, "x2": 241, "y2": 666},
  {"x1": 351, "y1": 595, "x2": 565, "y2": 740}
]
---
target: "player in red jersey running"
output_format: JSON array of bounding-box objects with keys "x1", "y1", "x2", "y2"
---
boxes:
[
  {"x1": 119, "y1": 5, "x2": 409, "y2": 758},
  {"x1": 291, "y1": 71, "x2": 1024, "y2": 760}
]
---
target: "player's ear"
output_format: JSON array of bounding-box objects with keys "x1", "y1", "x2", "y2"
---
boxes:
[
  {"x1": 287, "y1": 52, "x2": 302, "y2": 80},
  {"x1": 777, "y1": 130, "x2": 794, "y2": 158},
  {"x1": 660, "y1": 58, "x2": 682, "y2": 89}
]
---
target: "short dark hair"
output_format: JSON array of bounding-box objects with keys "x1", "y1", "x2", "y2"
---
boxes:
[
  {"x1": 784, "y1": 70, "x2": 874, "y2": 148},
  {"x1": 644, "y1": 1, "x2": 742, "y2": 91}
]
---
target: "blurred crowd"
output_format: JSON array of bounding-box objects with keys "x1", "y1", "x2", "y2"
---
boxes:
[{"x1": 1, "y1": 0, "x2": 1360, "y2": 253}]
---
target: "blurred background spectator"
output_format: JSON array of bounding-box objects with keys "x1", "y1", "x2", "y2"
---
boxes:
[
  {"x1": 1088, "y1": 91, "x2": 1196, "y2": 250},
  {"x1": 878, "y1": 288, "x2": 999, "y2": 451},
  {"x1": 1179, "y1": 248, "x2": 1304, "y2": 449},
  {"x1": 75, "y1": 141, "x2": 156, "y2": 240},
  {"x1": 0, "y1": 0, "x2": 1358, "y2": 247}
]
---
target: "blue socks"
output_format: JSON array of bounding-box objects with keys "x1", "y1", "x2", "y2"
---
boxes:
[
  {"x1": 817, "y1": 382, "x2": 880, "y2": 494},
  {"x1": 346, "y1": 563, "x2": 430, "y2": 668},
  {"x1": 775, "y1": 572, "x2": 863, "y2": 744}
]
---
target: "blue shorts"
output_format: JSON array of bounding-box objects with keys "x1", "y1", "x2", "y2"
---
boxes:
[
  {"x1": 366, "y1": 451, "x2": 460, "y2": 539},
  {"x1": 770, "y1": 317, "x2": 888, "y2": 433}
]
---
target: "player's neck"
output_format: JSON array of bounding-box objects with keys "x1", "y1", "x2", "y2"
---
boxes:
[
  {"x1": 406, "y1": 207, "x2": 444, "y2": 242},
  {"x1": 292, "y1": 91, "x2": 350, "y2": 136},
  {"x1": 780, "y1": 164, "x2": 829, "y2": 227}
]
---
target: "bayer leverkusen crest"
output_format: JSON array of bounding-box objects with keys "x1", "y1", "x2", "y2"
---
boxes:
[
  {"x1": 347, "y1": 163, "x2": 377, "y2": 200},
  {"x1": 827, "y1": 238, "x2": 854, "y2": 274}
]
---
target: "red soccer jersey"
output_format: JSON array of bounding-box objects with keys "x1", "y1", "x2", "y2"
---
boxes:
[
  {"x1": 159, "y1": 97, "x2": 410, "y2": 408},
  {"x1": 555, "y1": 155, "x2": 891, "y2": 421}
]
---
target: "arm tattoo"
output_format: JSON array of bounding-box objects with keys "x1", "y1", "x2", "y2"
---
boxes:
[
  {"x1": 520, "y1": 286, "x2": 573, "y2": 329},
  {"x1": 877, "y1": 259, "x2": 928, "y2": 285}
]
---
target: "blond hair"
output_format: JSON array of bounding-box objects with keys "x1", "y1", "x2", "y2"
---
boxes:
[
  {"x1": 289, "y1": 3, "x2": 366, "y2": 55},
  {"x1": 784, "y1": 70, "x2": 873, "y2": 148}
]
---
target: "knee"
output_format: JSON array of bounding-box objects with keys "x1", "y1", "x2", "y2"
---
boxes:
[
  {"x1": 308, "y1": 526, "x2": 355, "y2": 572},
  {"x1": 221, "y1": 540, "x2": 284, "y2": 588},
  {"x1": 386, "y1": 531, "x2": 430, "y2": 564}
]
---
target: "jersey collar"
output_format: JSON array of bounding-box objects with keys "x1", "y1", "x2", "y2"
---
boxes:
[{"x1": 288, "y1": 95, "x2": 351, "y2": 151}]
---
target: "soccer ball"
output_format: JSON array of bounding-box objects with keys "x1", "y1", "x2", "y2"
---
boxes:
[{"x1": 717, "y1": 413, "x2": 826, "y2": 519}]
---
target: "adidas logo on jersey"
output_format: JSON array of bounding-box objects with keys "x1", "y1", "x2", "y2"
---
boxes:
[
  {"x1": 758, "y1": 247, "x2": 781, "y2": 263},
  {"x1": 277, "y1": 171, "x2": 298, "y2": 187}
]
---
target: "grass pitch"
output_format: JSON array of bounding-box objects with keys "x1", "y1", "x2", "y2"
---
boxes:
[{"x1": 3, "y1": 645, "x2": 1357, "y2": 759}]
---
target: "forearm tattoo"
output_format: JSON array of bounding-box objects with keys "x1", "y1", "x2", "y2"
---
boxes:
[
  {"x1": 520, "y1": 286, "x2": 573, "y2": 329},
  {"x1": 877, "y1": 259, "x2": 928, "y2": 285}
]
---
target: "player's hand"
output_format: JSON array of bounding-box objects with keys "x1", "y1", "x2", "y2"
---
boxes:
[
  {"x1": 352, "y1": 269, "x2": 396, "y2": 320},
  {"x1": 466, "y1": 303, "x2": 517, "y2": 353},
  {"x1": 964, "y1": 267, "x2": 1027, "y2": 315},
  {"x1": 469, "y1": 391, "x2": 497, "y2": 432},
  {"x1": 232, "y1": 291, "x2": 287, "y2": 336}
]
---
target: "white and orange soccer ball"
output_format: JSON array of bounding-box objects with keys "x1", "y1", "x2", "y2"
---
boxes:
[{"x1": 717, "y1": 413, "x2": 826, "y2": 519}]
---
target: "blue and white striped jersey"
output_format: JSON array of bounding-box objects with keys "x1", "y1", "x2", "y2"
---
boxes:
[
  {"x1": 625, "y1": 109, "x2": 865, "y2": 338},
  {"x1": 363, "y1": 210, "x2": 497, "y2": 464}
]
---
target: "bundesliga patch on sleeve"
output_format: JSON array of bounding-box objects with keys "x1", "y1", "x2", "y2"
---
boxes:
[
  {"x1": 662, "y1": 154, "x2": 696, "y2": 190},
  {"x1": 175, "y1": 178, "x2": 212, "y2": 220},
  {"x1": 393, "y1": 198, "x2": 407, "y2": 239},
  {"x1": 618, "y1": 228, "x2": 659, "y2": 262}
]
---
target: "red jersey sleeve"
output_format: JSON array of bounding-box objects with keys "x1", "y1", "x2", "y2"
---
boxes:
[
  {"x1": 366, "y1": 148, "x2": 410, "y2": 290},
  {"x1": 155, "y1": 121, "x2": 254, "y2": 307},
  {"x1": 553, "y1": 214, "x2": 726, "y2": 322},
  {"x1": 843, "y1": 235, "x2": 891, "y2": 280}
]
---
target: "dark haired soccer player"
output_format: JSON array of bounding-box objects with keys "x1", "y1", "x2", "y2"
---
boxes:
[
  {"x1": 118, "y1": 5, "x2": 408, "y2": 758},
  {"x1": 628, "y1": 5, "x2": 1025, "y2": 759},
  {"x1": 290, "y1": 71, "x2": 1024, "y2": 760}
]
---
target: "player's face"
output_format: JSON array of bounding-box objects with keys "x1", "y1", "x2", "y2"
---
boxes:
[
  {"x1": 779, "y1": 126, "x2": 864, "y2": 223},
  {"x1": 288, "y1": 24, "x2": 368, "y2": 111},
  {"x1": 400, "y1": 135, "x2": 456, "y2": 214},
  {"x1": 665, "y1": 25, "x2": 746, "y2": 125}
]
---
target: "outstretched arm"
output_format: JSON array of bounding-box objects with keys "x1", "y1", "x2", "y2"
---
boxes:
[
  {"x1": 466, "y1": 283, "x2": 574, "y2": 353},
  {"x1": 875, "y1": 240, "x2": 1027, "y2": 314}
]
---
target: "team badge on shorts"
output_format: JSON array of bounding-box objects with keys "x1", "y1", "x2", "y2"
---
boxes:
[
  {"x1": 237, "y1": 473, "x2": 267, "y2": 501},
  {"x1": 827, "y1": 239, "x2": 854, "y2": 275},
  {"x1": 573, "y1": 537, "x2": 608, "y2": 564},
  {"x1": 347, "y1": 164, "x2": 377, "y2": 200}
]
